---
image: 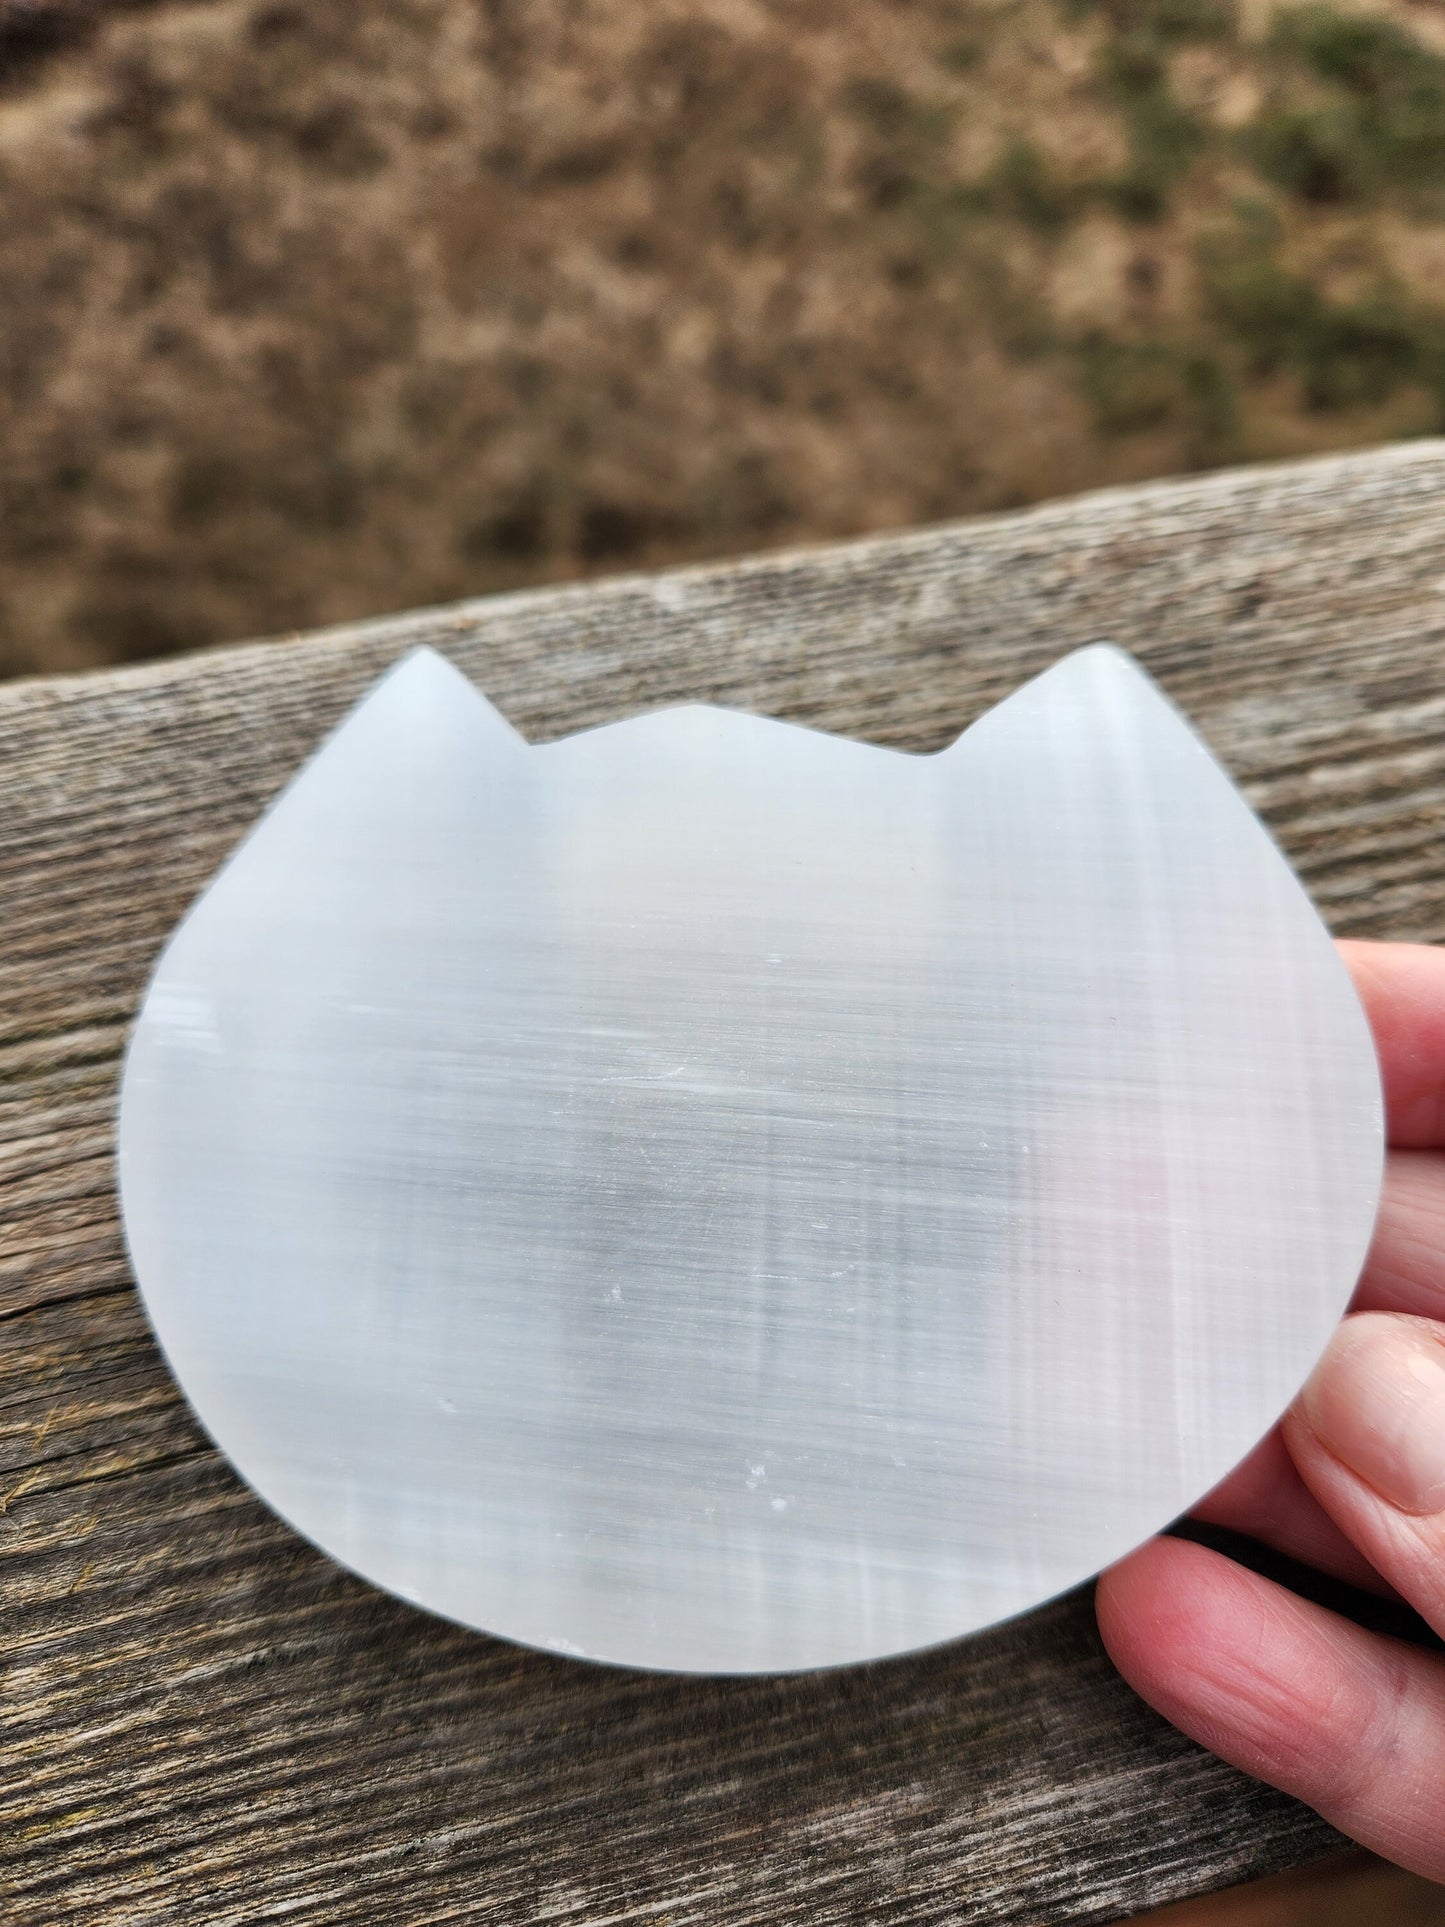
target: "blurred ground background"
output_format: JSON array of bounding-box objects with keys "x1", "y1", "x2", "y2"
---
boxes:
[{"x1": 8, "y1": 0, "x2": 1445, "y2": 675}]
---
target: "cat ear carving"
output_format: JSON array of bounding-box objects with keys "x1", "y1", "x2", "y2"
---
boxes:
[{"x1": 118, "y1": 644, "x2": 1382, "y2": 1673}]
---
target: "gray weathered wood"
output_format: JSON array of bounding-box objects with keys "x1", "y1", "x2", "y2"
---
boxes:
[{"x1": 7, "y1": 440, "x2": 1445, "y2": 1925}]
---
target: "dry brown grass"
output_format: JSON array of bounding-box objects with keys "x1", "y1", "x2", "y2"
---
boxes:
[{"x1": 5, "y1": 0, "x2": 1445, "y2": 675}]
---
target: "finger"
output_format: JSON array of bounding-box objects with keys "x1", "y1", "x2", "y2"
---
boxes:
[
  {"x1": 1283, "y1": 1311, "x2": 1445, "y2": 1638},
  {"x1": 1193, "y1": 1427, "x2": 1395, "y2": 1597},
  {"x1": 1340, "y1": 941, "x2": 1445, "y2": 1148},
  {"x1": 1097, "y1": 1536, "x2": 1445, "y2": 1881},
  {"x1": 1353, "y1": 1149, "x2": 1445, "y2": 1322},
  {"x1": 1186, "y1": 1147, "x2": 1445, "y2": 1595}
]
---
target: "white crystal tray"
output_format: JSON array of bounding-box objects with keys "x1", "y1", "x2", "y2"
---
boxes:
[{"x1": 117, "y1": 644, "x2": 1382, "y2": 1672}]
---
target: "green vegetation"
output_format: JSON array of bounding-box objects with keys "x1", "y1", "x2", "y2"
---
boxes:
[
  {"x1": 940, "y1": 34, "x2": 984, "y2": 73},
  {"x1": 979, "y1": 139, "x2": 1079, "y2": 233},
  {"x1": 1058, "y1": 5, "x2": 1445, "y2": 441},
  {"x1": 1252, "y1": 7, "x2": 1445, "y2": 206},
  {"x1": 1067, "y1": 3, "x2": 1445, "y2": 219},
  {"x1": 843, "y1": 77, "x2": 954, "y2": 161},
  {"x1": 1247, "y1": 102, "x2": 1368, "y2": 204},
  {"x1": 1201, "y1": 218, "x2": 1445, "y2": 416},
  {"x1": 841, "y1": 1, "x2": 1445, "y2": 451},
  {"x1": 1060, "y1": 0, "x2": 1233, "y2": 43},
  {"x1": 1058, "y1": 0, "x2": 1230, "y2": 222},
  {"x1": 1076, "y1": 335, "x2": 1236, "y2": 454},
  {"x1": 1091, "y1": 10, "x2": 1211, "y2": 220}
]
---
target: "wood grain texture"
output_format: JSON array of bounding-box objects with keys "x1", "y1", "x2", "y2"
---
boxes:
[{"x1": 6, "y1": 440, "x2": 1445, "y2": 1925}]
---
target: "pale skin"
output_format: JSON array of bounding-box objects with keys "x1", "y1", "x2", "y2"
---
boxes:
[{"x1": 1097, "y1": 941, "x2": 1445, "y2": 1883}]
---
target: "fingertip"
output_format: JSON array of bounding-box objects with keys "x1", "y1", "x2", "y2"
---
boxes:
[
  {"x1": 1098, "y1": 1536, "x2": 1394, "y2": 1805},
  {"x1": 1339, "y1": 940, "x2": 1445, "y2": 1148},
  {"x1": 1100, "y1": 1526, "x2": 1445, "y2": 1882},
  {"x1": 1095, "y1": 1535, "x2": 1176, "y2": 1651},
  {"x1": 1190, "y1": 1431, "x2": 1392, "y2": 1596},
  {"x1": 1096, "y1": 1535, "x2": 1354, "y2": 1783},
  {"x1": 1096, "y1": 1536, "x2": 1244, "y2": 1694}
]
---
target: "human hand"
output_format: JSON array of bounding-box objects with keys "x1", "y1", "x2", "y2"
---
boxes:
[{"x1": 1098, "y1": 941, "x2": 1445, "y2": 1882}]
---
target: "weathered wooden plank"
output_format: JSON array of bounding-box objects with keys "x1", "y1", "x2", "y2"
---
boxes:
[{"x1": 6, "y1": 440, "x2": 1445, "y2": 1924}]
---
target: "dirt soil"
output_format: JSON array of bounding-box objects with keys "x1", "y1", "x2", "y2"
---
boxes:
[{"x1": 6, "y1": 0, "x2": 1445, "y2": 677}]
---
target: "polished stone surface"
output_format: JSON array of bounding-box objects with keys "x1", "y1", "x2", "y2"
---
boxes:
[{"x1": 118, "y1": 645, "x2": 1382, "y2": 1671}]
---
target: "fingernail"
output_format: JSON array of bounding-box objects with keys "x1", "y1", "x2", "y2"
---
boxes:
[{"x1": 1299, "y1": 1313, "x2": 1445, "y2": 1515}]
